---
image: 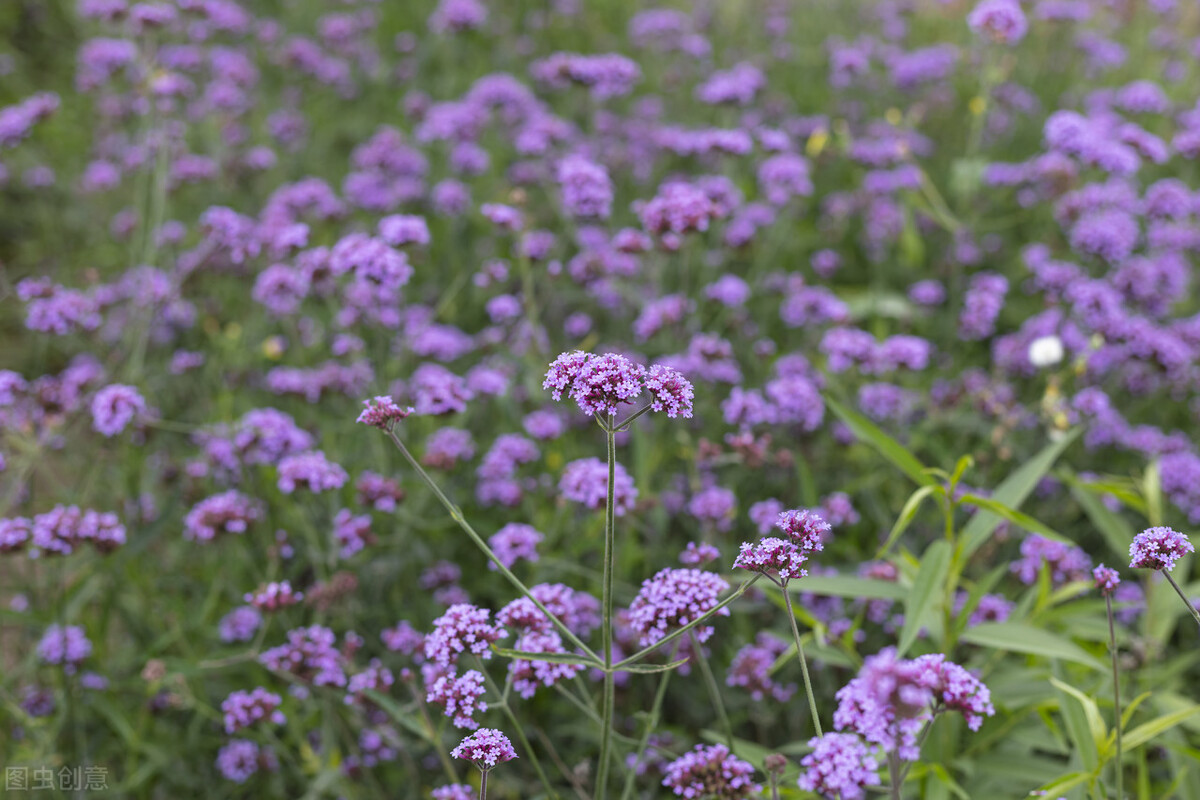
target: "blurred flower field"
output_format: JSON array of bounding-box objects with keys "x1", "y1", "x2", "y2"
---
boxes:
[{"x1": 3, "y1": 0, "x2": 1200, "y2": 798}]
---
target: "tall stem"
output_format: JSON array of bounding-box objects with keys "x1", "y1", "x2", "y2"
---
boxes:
[
  {"x1": 478, "y1": 769, "x2": 488, "y2": 800},
  {"x1": 782, "y1": 587, "x2": 823, "y2": 737},
  {"x1": 1162, "y1": 570, "x2": 1200, "y2": 629},
  {"x1": 384, "y1": 429, "x2": 600, "y2": 663},
  {"x1": 1107, "y1": 594, "x2": 1123, "y2": 800},
  {"x1": 889, "y1": 752, "x2": 902, "y2": 800},
  {"x1": 596, "y1": 415, "x2": 618, "y2": 799},
  {"x1": 690, "y1": 630, "x2": 734, "y2": 748}
]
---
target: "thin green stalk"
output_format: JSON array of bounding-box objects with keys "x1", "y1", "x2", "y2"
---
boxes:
[
  {"x1": 1161, "y1": 570, "x2": 1200, "y2": 629},
  {"x1": 479, "y1": 659, "x2": 556, "y2": 798},
  {"x1": 1106, "y1": 594, "x2": 1123, "y2": 800},
  {"x1": 889, "y1": 752, "x2": 903, "y2": 800},
  {"x1": 384, "y1": 428, "x2": 601, "y2": 663},
  {"x1": 479, "y1": 769, "x2": 488, "y2": 800},
  {"x1": 596, "y1": 414, "x2": 618, "y2": 799},
  {"x1": 782, "y1": 586, "x2": 823, "y2": 737},
  {"x1": 620, "y1": 659, "x2": 675, "y2": 800},
  {"x1": 690, "y1": 630, "x2": 734, "y2": 748}
]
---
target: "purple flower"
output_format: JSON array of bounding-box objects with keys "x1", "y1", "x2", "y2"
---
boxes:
[
  {"x1": 219, "y1": 606, "x2": 262, "y2": 643},
  {"x1": 1010, "y1": 534, "x2": 1093, "y2": 585},
  {"x1": 245, "y1": 581, "x2": 304, "y2": 611},
  {"x1": 427, "y1": 669, "x2": 488, "y2": 729},
  {"x1": 1093, "y1": 564, "x2": 1121, "y2": 595},
  {"x1": 662, "y1": 744, "x2": 760, "y2": 799},
  {"x1": 451, "y1": 728, "x2": 518, "y2": 771},
  {"x1": 727, "y1": 633, "x2": 796, "y2": 702},
  {"x1": 356, "y1": 395, "x2": 413, "y2": 429},
  {"x1": 776, "y1": 509, "x2": 831, "y2": 552},
  {"x1": 507, "y1": 629, "x2": 584, "y2": 698},
  {"x1": 277, "y1": 451, "x2": 348, "y2": 494},
  {"x1": 628, "y1": 568, "x2": 731, "y2": 647},
  {"x1": 333, "y1": 508, "x2": 374, "y2": 559},
  {"x1": 639, "y1": 181, "x2": 718, "y2": 236},
  {"x1": 425, "y1": 604, "x2": 506, "y2": 667},
  {"x1": 216, "y1": 739, "x2": 261, "y2": 783},
  {"x1": 488, "y1": 523, "x2": 544, "y2": 570},
  {"x1": 559, "y1": 457, "x2": 639, "y2": 516},
  {"x1": 644, "y1": 364, "x2": 695, "y2": 418},
  {"x1": 91, "y1": 384, "x2": 146, "y2": 436},
  {"x1": 733, "y1": 537, "x2": 810, "y2": 583},
  {"x1": 967, "y1": 0, "x2": 1028, "y2": 44},
  {"x1": 680, "y1": 541, "x2": 720, "y2": 566},
  {"x1": 688, "y1": 486, "x2": 737, "y2": 530},
  {"x1": 432, "y1": 785, "x2": 473, "y2": 800},
  {"x1": 183, "y1": 491, "x2": 263, "y2": 542},
  {"x1": 557, "y1": 155, "x2": 614, "y2": 220},
  {"x1": 797, "y1": 733, "x2": 881, "y2": 800},
  {"x1": 259, "y1": 625, "x2": 347, "y2": 687},
  {"x1": 37, "y1": 624, "x2": 92, "y2": 668},
  {"x1": 222, "y1": 687, "x2": 285, "y2": 733},
  {"x1": 1129, "y1": 526, "x2": 1194, "y2": 572}
]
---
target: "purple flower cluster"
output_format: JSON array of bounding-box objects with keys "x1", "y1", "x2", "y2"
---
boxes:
[
  {"x1": 1129, "y1": 526, "x2": 1194, "y2": 571},
  {"x1": 424, "y1": 604, "x2": 506, "y2": 667},
  {"x1": 797, "y1": 733, "x2": 881, "y2": 800},
  {"x1": 426, "y1": 669, "x2": 488, "y2": 729},
  {"x1": 37, "y1": 624, "x2": 93, "y2": 669},
  {"x1": 451, "y1": 728, "x2": 518, "y2": 771},
  {"x1": 661, "y1": 744, "x2": 760, "y2": 799},
  {"x1": 487, "y1": 523, "x2": 543, "y2": 570},
  {"x1": 258, "y1": 625, "x2": 347, "y2": 687},
  {"x1": 628, "y1": 568, "x2": 731, "y2": 647},
  {"x1": 184, "y1": 491, "x2": 263, "y2": 542},
  {"x1": 559, "y1": 457, "x2": 639, "y2": 516},
  {"x1": 221, "y1": 687, "x2": 285, "y2": 733}
]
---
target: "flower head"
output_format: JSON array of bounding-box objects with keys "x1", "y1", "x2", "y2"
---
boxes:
[
  {"x1": 424, "y1": 604, "x2": 506, "y2": 667},
  {"x1": 733, "y1": 537, "x2": 809, "y2": 583},
  {"x1": 644, "y1": 364, "x2": 695, "y2": 419},
  {"x1": 1093, "y1": 564, "x2": 1121, "y2": 595},
  {"x1": 797, "y1": 733, "x2": 881, "y2": 800},
  {"x1": 1130, "y1": 526, "x2": 1193, "y2": 571},
  {"x1": 662, "y1": 744, "x2": 760, "y2": 799},
  {"x1": 356, "y1": 395, "x2": 413, "y2": 429},
  {"x1": 776, "y1": 509, "x2": 831, "y2": 552},
  {"x1": 451, "y1": 728, "x2": 518, "y2": 771},
  {"x1": 628, "y1": 568, "x2": 730, "y2": 647}
]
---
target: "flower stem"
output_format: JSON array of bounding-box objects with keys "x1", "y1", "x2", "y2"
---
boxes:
[
  {"x1": 596, "y1": 415, "x2": 618, "y2": 799},
  {"x1": 478, "y1": 659, "x2": 556, "y2": 798},
  {"x1": 690, "y1": 630, "x2": 734, "y2": 748},
  {"x1": 1162, "y1": 570, "x2": 1200, "y2": 629},
  {"x1": 620, "y1": 649, "x2": 676, "y2": 800},
  {"x1": 782, "y1": 586, "x2": 823, "y2": 737},
  {"x1": 1106, "y1": 594, "x2": 1123, "y2": 800},
  {"x1": 478, "y1": 769, "x2": 488, "y2": 800},
  {"x1": 384, "y1": 428, "x2": 601, "y2": 663}
]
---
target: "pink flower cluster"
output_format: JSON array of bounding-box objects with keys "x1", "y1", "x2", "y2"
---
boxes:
[{"x1": 543, "y1": 350, "x2": 694, "y2": 419}]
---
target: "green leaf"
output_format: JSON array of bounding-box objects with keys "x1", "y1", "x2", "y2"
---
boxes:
[
  {"x1": 1032, "y1": 771, "x2": 1092, "y2": 796},
  {"x1": 1066, "y1": 476, "x2": 1134, "y2": 559},
  {"x1": 790, "y1": 574, "x2": 908, "y2": 601},
  {"x1": 1144, "y1": 460, "x2": 1163, "y2": 527},
  {"x1": 1051, "y1": 677, "x2": 1108, "y2": 759},
  {"x1": 824, "y1": 395, "x2": 935, "y2": 487},
  {"x1": 492, "y1": 646, "x2": 601, "y2": 667},
  {"x1": 363, "y1": 690, "x2": 432, "y2": 741},
  {"x1": 958, "y1": 494, "x2": 1068, "y2": 542},
  {"x1": 1123, "y1": 705, "x2": 1200, "y2": 750},
  {"x1": 960, "y1": 622, "x2": 1106, "y2": 671},
  {"x1": 897, "y1": 540, "x2": 951, "y2": 657},
  {"x1": 876, "y1": 484, "x2": 942, "y2": 558},
  {"x1": 960, "y1": 430, "x2": 1080, "y2": 560},
  {"x1": 619, "y1": 657, "x2": 691, "y2": 674}
]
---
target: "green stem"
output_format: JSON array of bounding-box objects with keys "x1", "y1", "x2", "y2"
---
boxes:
[
  {"x1": 1106, "y1": 594, "x2": 1123, "y2": 800},
  {"x1": 1162, "y1": 570, "x2": 1200, "y2": 629},
  {"x1": 479, "y1": 659, "x2": 556, "y2": 798},
  {"x1": 620, "y1": 653, "x2": 675, "y2": 800},
  {"x1": 782, "y1": 585, "x2": 823, "y2": 737},
  {"x1": 596, "y1": 415, "x2": 618, "y2": 799},
  {"x1": 384, "y1": 428, "x2": 601, "y2": 663},
  {"x1": 690, "y1": 630, "x2": 734, "y2": 748},
  {"x1": 479, "y1": 769, "x2": 488, "y2": 800}
]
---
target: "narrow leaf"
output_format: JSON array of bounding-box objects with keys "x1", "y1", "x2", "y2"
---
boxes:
[
  {"x1": 492, "y1": 647, "x2": 601, "y2": 667},
  {"x1": 790, "y1": 574, "x2": 907, "y2": 601},
  {"x1": 1050, "y1": 677, "x2": 1108, "y2": 756},
  {"x1": 824, "y1": 395, "x2": 934, "y2": 486},
  {"x1": 959, "y1": 494, "x2": 1067, "y2": 542},
  {"x1": 960, "y1": 622, "x2": 1106, "y2": 671},
  {"x1": 1123, "y1": 706, "x2": 1200, "y2": 750},
  {"x1": 897, "y1": 540, "x2": 951, "y2": 656},
  {"x1": 1067, "y1": 478, "x2": 1134, "y2": 559},
  {"x1": 876, "y1": 484, "x2": 942, "y2": 559},
  {"x1": 961, "y1": 429, "x2": 1080, "y2": 560}
]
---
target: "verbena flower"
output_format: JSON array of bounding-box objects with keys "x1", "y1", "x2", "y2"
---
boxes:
[
  {"x1": 37, "y1": 624, "x2": 92, "y2": 669},
  {"x1": 91, "y1": 383, "x2": 146, "y2": 436},
  {"x1": 797, "y1": 733, "x2": 881, "y2": 800},
  {"x1": 488, "y1": 523, "x2": 543, "y2": 570},
  {"x1": 426, "y1": 669, "x2": 488, "y2": 729},
  {"x1": 726, "y1": 633, "x2": 796, "y2": 702},
  {"x1": 661, "y1": 744, "x2": 760, "y2": 799},
  {"x1": 775, "y1": 508, "x2": 832, "y2": 552},
  {"x1": 733, "y1": 537, "x2": 809, "y2": 583},
  {"x1": 1093, "y1": 564, "x2": 1121, "y2": 595},
  {"x1": 451, "y1": 728, "x2": 518, "y2": 771},
  {"x1": 559, "y1": 456, "x2": 639, "y2": 515},
  {"x1": 628, "y1": 568, "x2": 731, "y2": 647},
  {"x1": 355, "y1": 395, "x2": 413, "y2": 429},
  {"x1": 221, "y1": 687, "x2": 285, "y2": 733},
  {"x1": 424, "y1": 604, "x2": 506, "y2": 667},
  {"x1": 244, "y1": 581, "x2": 304, "y2": 611},
  {"x1": 1129, "y1": 526, "x2": 1194, "y2": 571}
]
